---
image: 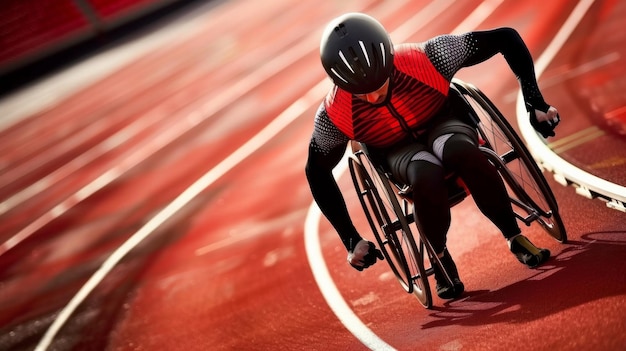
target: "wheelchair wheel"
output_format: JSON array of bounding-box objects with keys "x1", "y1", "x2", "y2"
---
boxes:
[
  {"x1": 349, "y1": 150, "x2": 432, "y2": 308},
  {"x1": 452, "y1": 79, "x2": 567, "y2": 242}
]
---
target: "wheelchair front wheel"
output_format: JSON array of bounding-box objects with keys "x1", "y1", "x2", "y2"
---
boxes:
[{"x1": 349, "y1": 151, "x2": 432, "y2": 308}]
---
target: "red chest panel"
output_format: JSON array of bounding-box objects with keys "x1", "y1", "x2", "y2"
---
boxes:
[{"x1": 325, "y1": 45, "x2": 450, "y2": 147}]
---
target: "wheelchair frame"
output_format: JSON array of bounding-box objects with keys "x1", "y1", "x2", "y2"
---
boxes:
[{"x1": 348, "y1": 79, "x2": 566, "y2": 308}]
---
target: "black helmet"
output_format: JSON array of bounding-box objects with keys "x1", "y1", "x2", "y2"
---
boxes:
[{"x1": 320, "y1": 13, "x2": 394, "y2": 94}]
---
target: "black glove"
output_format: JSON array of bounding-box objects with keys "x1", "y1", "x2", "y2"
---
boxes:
[
  {"x1": 527, "y1": 102, "x2": 560, "y2": 138},
  {"x1": 347, "y1": 239, "x2": 384, "y2": 271}
]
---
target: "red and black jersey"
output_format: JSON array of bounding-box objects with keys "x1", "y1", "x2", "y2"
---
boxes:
[{"x1": 324, "y1": 44, "x2": 450, "y2": 148}]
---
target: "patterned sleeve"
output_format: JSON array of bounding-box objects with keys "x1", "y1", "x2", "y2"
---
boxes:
[
  {"x1": 306, "y1": 103, "x2": 360, "y2": 250},
  {"x1": 309, "y1": 103, "x2": 350, "y2": 161},
  {"x1": 423, "y1": 33, "x2": 478, "y2": 81},
  {"x1": 423, "y1": 28, "x2": 548, "y2": 110}
]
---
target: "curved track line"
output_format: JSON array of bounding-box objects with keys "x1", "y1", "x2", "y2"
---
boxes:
[
  {"x1": 32, "y1": 0, "x2": 553, "y2": 349},
  {"x1": 34, "y1": 1, "x2": 380, "y2": 347},
  {"x1": 516, "y1": 0, "x2": 626, "y2": 211},
  {"x1": 0, "y1": 2, "x2": 220, "y2": 131},
  {"x1": 304, "y1": 195, "x2": 396, "y2": 351},
  {"x1": 0, "y1": 4, "x2": 329, "y2": 256},
  {"x1": 34, "y1": 79, "x2": 329, "y2": 351}
]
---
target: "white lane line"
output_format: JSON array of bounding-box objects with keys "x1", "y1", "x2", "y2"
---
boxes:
[
  {"x1": 539, "y1": 52, "x2": 620, "y2": 88},
  {"x1": 0, "y1": 1, "x2": 330, "y2": 255},
  {"x1": 549, "y1": 126, "x2": 605, "y2": 153},
  {"x1": 35, "y1": 1, "x2": 379, "y2": 347},
  {"x1": 502, "y1": 53, "x2": 620, "y2": 103},
  {"x1": 0, "y1": 1, "x2": 221, "y2": 131},
  {"x1": 304, "y1": 192, "x2": 396, "y2": 351},
  {"x1": 34, "y1": 78, "x2": 330, "y2": 351},
  {"x1": 303, "y1": 1, "x2": 507, "y2": 350},
  {"x1": 516, "y1": 0, "x2": 626, "y2": 204},
  {"x1": 450, "y1": 0, "x2": 505, "y2": 34}
]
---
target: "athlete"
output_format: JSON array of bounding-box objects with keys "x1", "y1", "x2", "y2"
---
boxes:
[{"x1": 305, "y1": 13, "x2": 560, "y2": 299}]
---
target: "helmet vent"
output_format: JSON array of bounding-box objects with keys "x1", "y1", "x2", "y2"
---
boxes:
[
  {"x1": 330, "y1": 68, "x2": 348, "y2": 83},
  {"x1": 338, "y1": 50, "x2": 355, "y2": 73},
  {"x1": 379, "y1": 43, "x2": 386, "y2": 67},
  {"x1": 358, "y1": 41, "x2": 371, "y2": 67}
]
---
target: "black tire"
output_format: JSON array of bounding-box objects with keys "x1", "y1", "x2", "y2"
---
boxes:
[
  {"x1": 349, "y1": 151, "x2": 432, "y2": 308},
  {"x1": 451, "y1": 79, "x2": 567, "y2": 242}
]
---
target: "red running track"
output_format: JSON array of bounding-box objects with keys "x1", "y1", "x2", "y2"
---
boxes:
[{"x1": 0, "y1": 0, "x2": 624, "y2": 350}]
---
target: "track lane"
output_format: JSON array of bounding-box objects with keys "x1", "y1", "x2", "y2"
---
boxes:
[
  {"x1": 526, "y1": 0, "x2": 626, "y2": 208},
  {"x1": 290, "y1": 1, "x2": 625, "y2": 350},
  {"x1": 1, "y1": 0, "x2": 625, "y2": 350},
  {"x1": 3, "y1": 0, "x2": 380, "y2": 350},
  {"x1": 105, "y1": 1, "x2": 597, "y2": 350}
]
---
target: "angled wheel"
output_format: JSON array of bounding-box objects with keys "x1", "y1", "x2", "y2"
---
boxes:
[
  {"x1": 452, "y1": 79, "x2": 567, "y2": 242},
  {"x1": 349, "y1": 149, "x2": 432, "y2": 308}
]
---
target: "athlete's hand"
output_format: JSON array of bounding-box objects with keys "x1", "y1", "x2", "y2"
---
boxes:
[
  {"x1": 347, "y1": 239, "x2": 384, "y2": 271},
  {"x1": 527, "y1": 103, "x2": 560, "y2": 138}
]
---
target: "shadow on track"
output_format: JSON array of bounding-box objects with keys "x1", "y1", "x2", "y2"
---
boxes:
[{"x1": 421, "y1": 232, "x2": 626, "y2": 329}]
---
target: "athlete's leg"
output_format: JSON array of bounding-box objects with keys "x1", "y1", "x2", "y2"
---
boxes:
[
  {"x1": 384, "y1": 142, "x2": 451, "y2": 253},
  {"x1": 435, "y1": 132, "x2": 550, "y2": 268},
  {"x1": 405, "y1": 154, "x2": 450, "y2": 253},
  {"x1": 385, "y1": 141, "x2": 464, "y2": 298},
  {"x1": 406, "y1": 153, "x2": 464, "y2": 299},
  {"x1": 435, "y1": 133, "x2": 521, "y2": 238}
]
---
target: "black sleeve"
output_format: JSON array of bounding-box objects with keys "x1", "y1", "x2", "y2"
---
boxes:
[
  {"x1": 424, "y1": 27, "x2": 549, "y2": 111},
  {"x1": 305, "y1": 104, "x2": 362, "y2": 251}
]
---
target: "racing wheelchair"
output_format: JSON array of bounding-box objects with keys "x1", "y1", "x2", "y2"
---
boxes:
[{"x1": 348, "y1": 79, "x2": 566, "y2": 308}]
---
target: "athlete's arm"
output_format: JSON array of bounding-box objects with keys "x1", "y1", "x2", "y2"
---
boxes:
[
  {"x1": 464, "y1": 28, "x2": 548, "y2": 109},
  {"x1": 305, "y1": 104, "x2": 362, "y2": 251},
  {"x1": 424, "y1": 28, "x2": 559, "y2": 136}
]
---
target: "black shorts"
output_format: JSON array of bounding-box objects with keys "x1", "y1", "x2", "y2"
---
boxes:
[{"x1": 374, "y1": 109, "x2": 478, "y2": 186}]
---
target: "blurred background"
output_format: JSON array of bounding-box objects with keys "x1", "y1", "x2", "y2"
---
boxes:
[
  {"x1": 0, "y1": 0, "x2": 214, "y2": 96},
  {"x1": 0, "y1": 1, "x2": 625, "y2": 350}
]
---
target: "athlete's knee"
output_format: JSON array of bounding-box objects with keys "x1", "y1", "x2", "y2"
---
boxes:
[
  {"x1": 407, "y1": 158, "x2": 445, "y2": 190},
  {"x1": 407, "y1": 160, "x2": 448, "y2": 212},
  {"x1": 439, "y1": 134, "x2": 481, "y2": 166}
]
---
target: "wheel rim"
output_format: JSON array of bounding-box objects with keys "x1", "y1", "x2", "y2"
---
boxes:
[{"x1": 350, "y1": 153, "x2": 432, "y2": 307}]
